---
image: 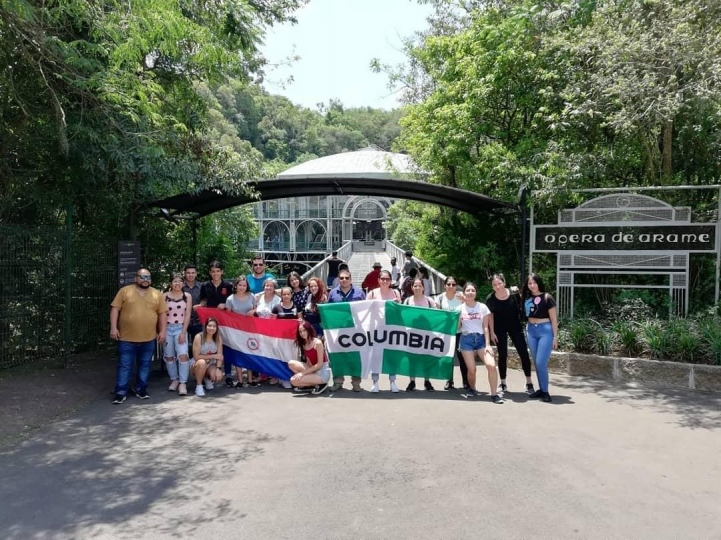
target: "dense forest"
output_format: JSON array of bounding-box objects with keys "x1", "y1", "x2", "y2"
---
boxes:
[{"x1": 3, "y1": 0, "x2": 721, "y2": 306}]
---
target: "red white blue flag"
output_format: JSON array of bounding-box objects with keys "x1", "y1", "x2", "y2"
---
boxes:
[{"x1": 197, "y1": 308, "x2": 297, "y2": 380}]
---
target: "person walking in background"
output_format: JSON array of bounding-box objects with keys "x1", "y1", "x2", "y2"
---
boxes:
[
  {"x1": 183, "y1": 264, "x2": 202, "y2": 342},
  {"x1": 163, "y1": 273, "x2": 192, "y2": 396},
  {"x1": 367, "y1": 269, "x2": 402, "y2": 393},
  {"x1": 486, "y1": 273, "x2": 535, "y2": 396},
  {"x1": 401, "y1": 250, "x2": 417, "y2": 280},
  {"x1": 361, "y1": 261, "x2": 383, "y2": 292},
  {"x1": 437, "y1": 276, "x2": 468, "y2": 391},
  {"x1": 224, "y1": 275, "x2": 256, "y2": 388},
  {"x1": 191, "y1": 317, "x2": 224, "y2": 397},
  {"x1": 246, "y1": 254, "x2": 275, "y2": 294},
  {"x1": 303, "y1": 277, "x2": 327, "y2": 338},
  {"x1": 404, "y1": 278, "x2": 437, "y2": 392},
  {"x1": 326, "y1": 250, "x2": 345, "y2": 288},
  {"x1": 327, "y1": 268, "x2": 366, "y2": 392},
  {"x1": 522, "y1": 273, "x2": 558, "y2": 403},
  {"x1": 110, "y1": 269, "x2": 167, "y2": 404},
  {"x1": 458, "y1": 282, "x2": 503, "y2": 404},
  {"x1": 389, "y1": 257, "x2": 401, "y2": 287}
]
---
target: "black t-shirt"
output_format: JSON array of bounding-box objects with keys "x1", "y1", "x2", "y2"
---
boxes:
[
  {"x1": 327, "y1": 258, "x2": 343, "y2": 277},
  {"x1": 272, "y1": 304, "x2": 298, "y2": 320},
  {"x1": 524, "y1": 293, "x2": 556, "y2": 319},
  {"x1": 486, "y1": 291, "x2": 522, "y2": 331},
  {"x1": 200, "y1": 280, "x2": 233, "y2": 308}
]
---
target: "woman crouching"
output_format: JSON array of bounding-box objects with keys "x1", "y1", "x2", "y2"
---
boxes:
[
  {"x1": 192, "y1": 317, "x2": 224, "y2": 397},
  {"x1": 288, "y1": 321, "x2": 331, "y2": 395}
]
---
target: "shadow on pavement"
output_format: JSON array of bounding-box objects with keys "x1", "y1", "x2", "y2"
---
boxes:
[
  {"x1": 0, "y1": 376, "x2": 283, "y2": 540},
  {"x1": 553, "y1": 376, "x2": 721, "y2": 430}
]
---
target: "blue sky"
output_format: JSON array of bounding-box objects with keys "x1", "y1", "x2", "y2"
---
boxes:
[{"x1": 261, "y1": 0, "x2": 432, "y2": 111}]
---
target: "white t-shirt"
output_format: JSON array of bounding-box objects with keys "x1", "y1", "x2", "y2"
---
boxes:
[
  {"x1": 255, "y1": 294, "x2": 280, "y2": 318},
  {"x1": 459, "y1": 302, "x2": 490, "y2": 335},
  {"x1": 437, "y1": 294, "x2": 463, "y2": 312}
]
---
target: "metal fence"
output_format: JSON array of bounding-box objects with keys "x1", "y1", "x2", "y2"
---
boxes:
[{"x1": 0, "y1": 223, "x2": 117, "y2": 368}]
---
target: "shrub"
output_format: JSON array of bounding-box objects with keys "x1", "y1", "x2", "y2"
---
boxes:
[
  {"x1": 639, "y1": 320, "x2": 666, "y2": 359},
  {"x1": 612, "y1": 320, "x2": 642, "y2": 357},
  {"x1": 664, "y1": 319, "x2": 700, "y2": 363},
  {"x1": 566, "y1": 318, "x2": 594, "y2": 353},
  {"x1": 698, "y1": 317, "x2": 721, "y2": 366}
]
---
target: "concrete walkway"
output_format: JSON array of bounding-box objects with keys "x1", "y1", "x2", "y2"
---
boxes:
[
  {"x1": 347, "y1": 251, "x2": 392, "y2": 284},
  {"x1": 1, "y1": 367, "x2": 720, "y2": 540}
]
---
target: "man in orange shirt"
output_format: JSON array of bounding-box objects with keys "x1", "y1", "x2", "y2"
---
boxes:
[{"x1": 110, "y1": 268, "x2": 167, "y2": 404}]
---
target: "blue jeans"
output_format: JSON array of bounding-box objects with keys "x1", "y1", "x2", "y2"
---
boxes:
[
  {"x1": 526, "y1": 322, "x2": 553, "y2": 392},
  {"x1": 115, "y1": 340, "x2": 157, "y2": 395}
]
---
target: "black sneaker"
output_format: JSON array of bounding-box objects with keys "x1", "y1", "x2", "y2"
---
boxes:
[
  {"x1": 492, "y1": 394, "x2": 505, "y2": 404},
  {"x1": 498, "y1": 383, "x2": 508, "y2": 394},
  {"x1": 542, "y1": 392, "x2": 553, "y2": 403},
  {"x1": 112, "y1": 393, "x2": 126, "y2": 404},
  {"x1": 444, "y1": 380, "x2": 455, "y2": 390},
  {"x1": 424, "y1": 380, "x2": 435, "y2": 392},
  {"x1": 135, "y1": 389, "x2": 150, "y2": 400},
  {"x1": 528, "y1": 389, "x2": 544, "y2": 399},
  {"x1": 526, "y1": 383, "x2": 535, "y2": 395},
  {"x1": 225, "y1": 377, "x2": 234, "y2": 388},
  {"x1": 462, "y1": 388, "x2": 477, "y2": 399},
  {"x1": 406, "y1": 380, "x2": 416, "y2": 392},
  {"x1": 312, "y1": 383, "x2": 329, "y2": 395},
  {"x1": 294, "y1": 386, "x2": 312, "y2": 393}
]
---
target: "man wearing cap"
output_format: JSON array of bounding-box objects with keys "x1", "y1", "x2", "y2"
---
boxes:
[{"x1": 361, "y1": 262, "x2": 383, "y2": 293}]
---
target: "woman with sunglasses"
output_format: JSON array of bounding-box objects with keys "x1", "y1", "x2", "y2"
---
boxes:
[
  {"x1": 192, "y1": 317, "x2": 224, "y2": 397},
  {"x1": 436, "y1": 276, "x2": 467, "y2": 391},
  {"x1": 486, "y1": 273, "x2": 534, "y2": 396},
  {"x1": 404, "y1": 278, "x2": 438, "y2": 392},
  {"x1": 367, "y1": 270, "x2": 402, "y2": 393},
  {"x1": 163, "y1": 273, "x2": 193, "y2": 395}
]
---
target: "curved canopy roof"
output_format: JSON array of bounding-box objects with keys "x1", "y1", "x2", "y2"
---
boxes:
[{"x1": 149, "y1": 149, "x2": 516, "y2": 218}]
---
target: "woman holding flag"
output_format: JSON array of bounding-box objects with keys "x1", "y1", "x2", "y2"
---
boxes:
[
  {"x1": 224, "y1": 275, "x2": 256, "y2": 388},
  {"x1": 459, "y1": 282, "x2": 503, "y2": 404},
  {"x1": 289, "y1": 321, "x2": 330, "y2": 395},
  {"x1": 367, "y1": 269, "x2": 402, "y2": 393},
  {"x1": 404, "y1": 278, "x2": 438, "y2": 392},
  {"x1": 302, "y1": 277, "x2": 327, "y2": 337}
]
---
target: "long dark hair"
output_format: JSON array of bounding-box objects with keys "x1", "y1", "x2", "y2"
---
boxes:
[
  {"x1": 522, "y1": 273, "x2": 547, "y2": 299},
  {"x1": 202, "y1": 317, "x2": 219, "y2": 344},
  {"x1": 295, "y1": 320, "x2": 317, "y2": 348},
  {"x1": 287, "y1": 271, "x2": 305, "y2": 291}
]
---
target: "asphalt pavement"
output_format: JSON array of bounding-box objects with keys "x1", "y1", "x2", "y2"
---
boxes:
[{"x1": 1, "y1": 369, "x2": 720, "y2": 540}]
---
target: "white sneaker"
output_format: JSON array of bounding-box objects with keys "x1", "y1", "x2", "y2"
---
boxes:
[
  {"x1": 204, "y1": 379, "x2": 214, "y2": 390},
  {"x1": 370, "y1": 382, "x2": 379, "y2": 393},
  {"x1": 281, "y1": 380, "x2": 292, "y2": 389},
  {"x1": 390, "y1": 381, "x2": 399, "y2": 393},
  {"x1": 195, "y1": 385, "x2": 206, "y2": 397}
]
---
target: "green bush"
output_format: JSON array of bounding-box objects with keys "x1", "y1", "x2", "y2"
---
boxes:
[
  {"x1": 698, "y1": 318, "x2": 721, "y2": 366},
  {"x1": 612, "y1": 320, "x2": 641, "y2": 357}
]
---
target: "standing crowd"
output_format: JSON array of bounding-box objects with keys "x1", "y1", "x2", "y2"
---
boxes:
[{"x1": 109, "y1": 251, "x2": 558, "y2": 405}]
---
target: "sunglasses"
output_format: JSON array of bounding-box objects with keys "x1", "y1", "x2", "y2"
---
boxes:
[
  {"x1": 136, "y1": 274, "x2": 151, "y2": 280},
  {"x1": 446, "y1": 283, "x2": 457, "y2": 286},
  {"x1": 379, "y1": 277, "x2": 391, "y2": 281},
  {"x1": 338, "y1": 276, "x2": 351, "y2": 281},
  {"x1": 252, "y1": 263, "x2": 264, "y2": 267}
]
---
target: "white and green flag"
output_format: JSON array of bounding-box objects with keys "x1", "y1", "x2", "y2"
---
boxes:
[{"x1": 318, "y1": 300, "x2": 459, "y2": 380}]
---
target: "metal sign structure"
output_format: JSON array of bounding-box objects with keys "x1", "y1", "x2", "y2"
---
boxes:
[{"x1": 529, "y1": 188, "x2": 721, "y2": 318}]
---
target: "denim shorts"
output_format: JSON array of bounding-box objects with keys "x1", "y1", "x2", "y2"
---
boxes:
[{"x1": 459, "y1": 332, "x2": 486, "y2": 351}]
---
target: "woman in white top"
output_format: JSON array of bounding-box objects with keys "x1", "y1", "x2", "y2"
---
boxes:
[
  {"x1": 367, "y1": 270, "x2": 402, "y2": 393},
  {"x1": 436, "y1": 275, "x2": 467, "y2": 391},
  {"x1": 255, "y1": 278, "x2": 280, "y2": 318},
  {"x1": 403, "y1": 278, "x2": 437, "y2": 392},
  {"x1": 458, "y1": 282, "x2": 503, "y2": 403}
]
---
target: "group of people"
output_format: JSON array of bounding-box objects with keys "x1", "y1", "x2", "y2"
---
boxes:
[{"x1": 109, "y1": 252, "x2": 559, "y2": 405}]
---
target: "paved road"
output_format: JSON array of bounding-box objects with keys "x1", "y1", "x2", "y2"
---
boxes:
[{"x1": 1, "y1": 369, "x2": 720, "y2": 540}]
